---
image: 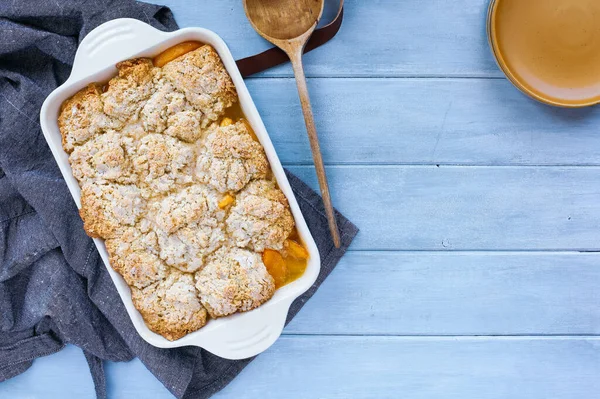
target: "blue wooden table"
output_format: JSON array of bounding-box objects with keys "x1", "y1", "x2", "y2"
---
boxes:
[{"x1": 2, "y1": 1, "x2": 600, "y2": 397}]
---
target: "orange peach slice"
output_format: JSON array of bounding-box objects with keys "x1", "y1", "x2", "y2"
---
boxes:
[
  {"x1": 284, "y1": 239, "x2": 309, "y2": 260},
  {"x1": 220, "y1": 117, "x2": 234, "y2": 127},
  {"x1": 153, "y1": 41, "x2": 202, "y2": 67},
  {"x1": 218, "y1": 194, "x2": 235, "y2": 209},
  {"x1": 262, "y1": 249, "x2": 287, "y2": 288}
]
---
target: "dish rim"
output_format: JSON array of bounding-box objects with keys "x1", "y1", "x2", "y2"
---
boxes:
[{"x1": 39, "y1": 18, "x2": 321, "y2": 359}]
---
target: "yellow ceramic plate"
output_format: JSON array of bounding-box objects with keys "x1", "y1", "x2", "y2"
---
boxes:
[{"x1": 488, "y1": 0, "x2": 600, "y2": 107}]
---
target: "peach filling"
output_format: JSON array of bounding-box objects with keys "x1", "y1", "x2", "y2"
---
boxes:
[{"x1": 153, "y1": 41, "x2": 202, "y2": 67}]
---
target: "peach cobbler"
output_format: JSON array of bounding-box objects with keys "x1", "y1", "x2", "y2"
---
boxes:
[{"x1": 58, "y1": 42, "x2": 309, "y2": 341}]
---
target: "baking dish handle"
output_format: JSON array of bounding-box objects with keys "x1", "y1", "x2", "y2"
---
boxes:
[
  {"x1": 205, "y1": 297, "x2": 295, "y2": 359},
  {"x1": 69, "y1": 18, "x2": 168, "y2": 82}
]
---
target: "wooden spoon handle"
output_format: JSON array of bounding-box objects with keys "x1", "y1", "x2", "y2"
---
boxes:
[{"x1": 289, "y1": 51, "x2": 341, "y2": 248}]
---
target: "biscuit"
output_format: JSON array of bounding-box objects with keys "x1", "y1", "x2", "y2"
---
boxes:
[
  {"x1": 58, "y1": 84, "x2": 116, "y2": 153},
  {"x1": 132, "y1": 269, "x2": 208, "y2": 341},
  {"x1": 69, "y1": 130, "x2": 136, "y2": 186},
  {"x1": 148, "y1": 184, "x2": 225, "y2": 234},
  {"x1": 226, "y1": 180, "x2": 294, "y2": 251},
  {"x1": 162, "y1": 45, "x2": 237, "y2": 125},
  {"x1": 155, "y1": 221, "x2": 226, "y2": 273},
  {"x1": 141, "y1": 78, "x2": 190, "y2": 134},
  {"x1": 196, "y1": 121, "x2": 269, "y2": 193},
  {"x1": 120, "y1": 121, "x2": 148, "y2": 141},
  {"x1": 164, "y1": 110, "x2": 204, "y2": 143},
  {"x1": 105, "y1": 226, "x2": 167, "y2": 289},
  {"x1": 195, "y1": 247, "x2": 275, "y2": 318},
  {"x1": 102, "y1": 58, "x2": 156, "y2": 124},
  {"x1": 79, "y1": 182, "x2": 145, "y2": 239},
  {"x1": 132, "y1": 134, "x2": 194, "y2": 195}
]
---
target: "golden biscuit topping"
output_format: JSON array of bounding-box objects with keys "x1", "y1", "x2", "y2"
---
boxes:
[
  {"x1": 196, "y1": 121, "x2": 269, "y2": 193},
  {"x1": 58, "y1": 44, "x2": 302, "y2": 341},
  {"x1": 226, "y1": 180, "x2": 294, "y2": 251},
  {"x1": 195, "y1": 247, "x2": 275, "y2": 318}
]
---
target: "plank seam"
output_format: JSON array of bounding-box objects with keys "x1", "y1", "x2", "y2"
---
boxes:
[
  {"x1": 345, "y1": 249, "x2": 600, "y2": 254},
  {"x1": 247, "y1": 75, "x2": 508, "y2": 80},
  {"x1": 284, "y1": 164, "x2": 600, "y2": 169},
  {"x1": 279, "y1": 334, "x2": 600, "y2": 339},
  {"x1": 283, "y1": 163, "x2": 600, "y2": 168}
]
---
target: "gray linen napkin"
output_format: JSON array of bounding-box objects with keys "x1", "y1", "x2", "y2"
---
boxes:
[{"x1": 0, "y1": 0, "x2": 358, "y2": 398}]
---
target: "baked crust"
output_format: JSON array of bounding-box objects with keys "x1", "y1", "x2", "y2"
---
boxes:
[
  {"x1": 105, "y1": 226, "x2": 167, "y2": 289},
  {"x1": 102, "y1": 58, "x2": 156, "y2": 124},
  {"x1": 79, "y1": 182, "x2": 145, "y2": 239},
  {"x1": 226, "y1": 180, "x2": 294, "y2": 251},
  {"x1": 69, "y1": 130, "x2": 136, "y2": 186},
  {"x1": 156, "y1": 220, "x2": 225, "y2": 273},
  {"x1": 60, "y1": 45, "x2": 296, "y2": 341},
  {"x1": 132, "y1": 269, "x2": 208, "y2": 341},
  {"x1": 148, "y1": 184, "x2": 225, "y2": 234},
  {"x1": 132, "y1": 133, "x2": 195, "y2": 195},
  {"x1": 58, "y1": 84, "x2": 115, "y2": 153},
  {"x1": 196, "y1": 121, "x2": 269, "y2": 193},
  {"x1": 195, "y1": 247, "x2": 275, "y2": 318},
  {"x1": 162, "y1": 45, "x2": 237, "y2": 126}
]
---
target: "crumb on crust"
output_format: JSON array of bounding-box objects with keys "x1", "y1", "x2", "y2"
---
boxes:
[
  {"x1": 148, "y1": 184, "x2": 225, "y2": 234},
  {"x1": 195, "y1": 247, "x2": 275, "y2": 318},
  {"x1": 58, "y1": 84, "x2": 116, "y2": 153},
  {"x1": 105, "y1": 226, "x2": 167, "y2": 289},
  {"x1": 162, "y1": 45, "x2": 237, "y2": 125},
  {"x1": 196, "y1": 121, "x2": 269, "y2": 193},
  {"x1": 226, "y1": 180, "x2": 294, "y2": 251},
  {"x1": 165, "y1": 110, "x2": 205, "y2": 143},
  {"x1": 141, "y1": 78, "x2": 190, "y2": 134},
  {"x1": 132, "y1": 133, "x2": 194, "y2": 195},
  {"x1": 155, "y1": 221, "x2": 225, "y2": 273},
  {"x1": 69, "y1": 130, "x2": 136, "y2": 186},
  {"x1": 132, "y1": 269, "x2": 208, "y2": 341},
  {"x1": 79, "y1": 182, "x2": 145, "y2": 239},
  {"x1": 102, "y1": 58, "x2": 156, "y2": 124}
]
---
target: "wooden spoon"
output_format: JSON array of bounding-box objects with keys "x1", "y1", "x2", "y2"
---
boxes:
[{"x1": 243, "y1": 0, "x2": 342, "y2": 248}]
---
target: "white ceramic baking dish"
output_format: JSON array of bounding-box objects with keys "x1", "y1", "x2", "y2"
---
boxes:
[{"x1": 39, "y1": 18, "x2": 320, "y2": 359}]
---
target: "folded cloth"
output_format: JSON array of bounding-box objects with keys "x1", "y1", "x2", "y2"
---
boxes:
[{"x1": 0, "y1": 0, "x2": 358, "y2": 398}]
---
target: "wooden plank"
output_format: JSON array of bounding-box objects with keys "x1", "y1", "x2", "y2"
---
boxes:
[
  {"x1": 247, "y1": 78, "x2": 600, "y2": 166},
  {"x1": 286, "y1": 165, "x2": 600, "y2": 250},
  {"x1": 102, "y1": 337, "x2": 600, "y2": 398},
  {"x1": 216, "y1": 336, "x2": 600, "y2": 399},
  {"x1": 4, "y1": 338, "x2": 599, "y2": 399},
  {"x1": 152, "y1": 0, "x2": 501, "y2": 77},
  {"x1": 285, "y1": 252, "x2": 600, "y2": 335}
]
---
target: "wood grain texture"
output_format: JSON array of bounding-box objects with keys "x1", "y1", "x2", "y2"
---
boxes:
[
  {"x1": 245, "y1": 78, "x2": 600, "y2": 166},
  {"x1": 217, "y1": 336, "x2": 600, "y2": 399},
  {"x1": 243, "y1": 0, "x2": 323, "y2": 41},
  {"x1": 153, "y1": 0, "x2": 501, "y2": 77},
  {"x1": 5, "y1": 339, "x2": 599, "y2": 399},
  {"x1": 287, "y1": 57, "x2": 342, "y2": 246},
  {"x1": 285, "y1": 252, "x2": 600, "y2": 335},
  {"x1": 287, "y1": 165, "x2": 600, "y2": 250}
]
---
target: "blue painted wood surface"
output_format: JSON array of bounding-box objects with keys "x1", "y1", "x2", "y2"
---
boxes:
[{"x1": 2, "y1": 0, "x2": 600, "y2": 398}]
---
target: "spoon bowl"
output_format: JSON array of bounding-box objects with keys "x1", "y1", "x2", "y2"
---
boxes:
[
  {"x1": 245, "y1": 0, "x2": 324, "y2": 43},
  {"x1": 244, "y1": 0, "x2": 341, "y2": 247}
]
